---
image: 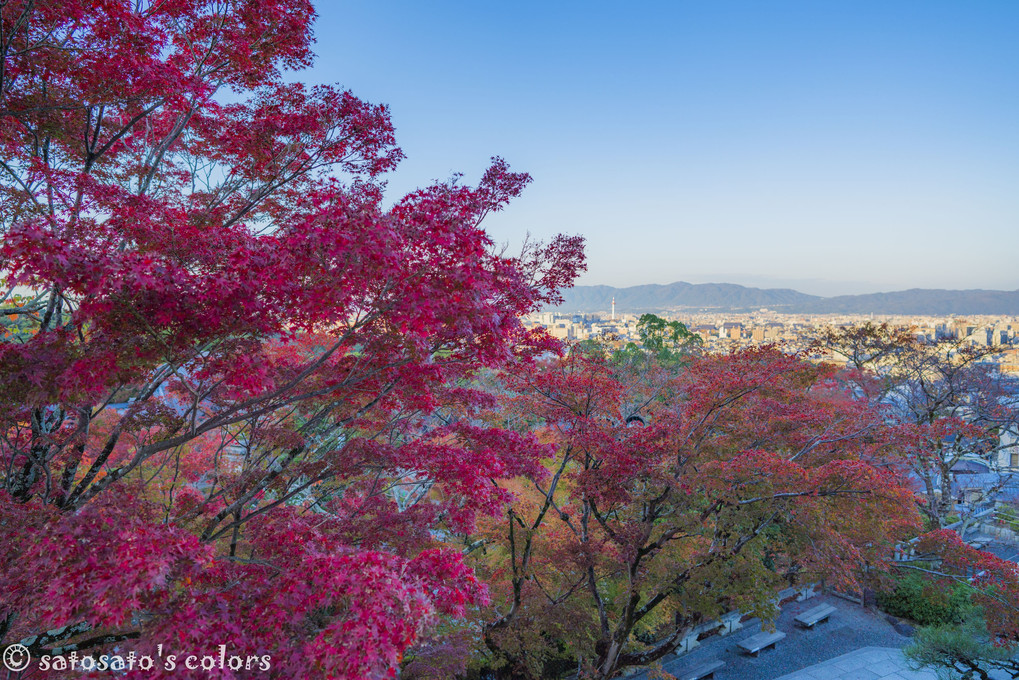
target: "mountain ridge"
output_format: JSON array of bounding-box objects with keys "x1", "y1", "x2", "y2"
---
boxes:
[{"x1": 549, "y1": 282, "x2": 1019, "y2": 315}]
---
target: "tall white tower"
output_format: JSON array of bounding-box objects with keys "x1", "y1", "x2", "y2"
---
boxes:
[{"x1": 611, "y1": 297, "x2": 615, "y2": 321}]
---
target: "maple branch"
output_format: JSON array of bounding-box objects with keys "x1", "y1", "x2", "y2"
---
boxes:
[
  {"x1": 617, "y1": 623, "x2": 693, "y2": 668},
  {"x1": 65, "y1": 328, "x2": 403, "y2": 510},
  {"x1": 203, "y1": 465, "x2": 334, "y2": 542},
  {"x1": 84, "y1": 99, "x2": 164, "y2": 171},
  {"x1": 737, "y1": 488, "x2": 871, "y2": 505},
  {"x1": 46, "y1": 631, "x2": 141, "y2": 656},
  {"x1": 18, "y1": 621, "x2": 91, "y2": 652},
  {"x1": 0, "y1": 611, "x2": 16, "y2": 644}
]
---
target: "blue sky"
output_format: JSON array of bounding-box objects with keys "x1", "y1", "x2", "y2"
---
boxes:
[{"x1": 306, "y1": 2, "x2": 1019, "y2": 296}]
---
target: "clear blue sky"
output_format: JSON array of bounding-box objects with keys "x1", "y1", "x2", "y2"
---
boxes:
[{"x1": 306, "y1": 1, "x2": 1019, "y2": 296}]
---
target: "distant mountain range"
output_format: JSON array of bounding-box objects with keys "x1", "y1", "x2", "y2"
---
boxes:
[{"x1": 548, "y1": 282, "x2": 1019, "y2": 315}]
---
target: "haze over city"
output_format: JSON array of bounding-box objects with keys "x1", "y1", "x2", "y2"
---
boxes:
[{"x1": 309, "y1": 1, "x2": 1019, "y2": 296}]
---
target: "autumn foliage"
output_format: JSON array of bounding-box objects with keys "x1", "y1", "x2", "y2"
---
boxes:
[
  {"x1": 813, "y1": 322, "x2": 1019, "y2": 527},
  {"x1": 3, "y1": 3, "x2": 1018, "y2": 680},
  {"x1": 462, "y1": 346, "x2": 923, "y2": 679},
  {"x1": 0, "y1": 1, "x2": 584, "y2": 677}
]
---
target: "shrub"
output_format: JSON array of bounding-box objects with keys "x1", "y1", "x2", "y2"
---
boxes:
[{"x1": 877, "y1": 573, "x2": 972, "y2": 626}]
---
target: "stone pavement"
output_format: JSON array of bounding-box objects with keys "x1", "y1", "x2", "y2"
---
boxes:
[
  {"x1": 629, "y1": 592, "x2": 1017, "y2": 679},
  {"x1": 631, "y1": 595, "x2": 915, "y2": 680},
  {"x1": 773, "y1": 647, "x2": 939, "y2": 680}
]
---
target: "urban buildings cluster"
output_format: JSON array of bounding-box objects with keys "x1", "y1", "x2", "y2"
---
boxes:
[{"x1": 527, "y1": 307, "x2": 1019, "y2": 374}]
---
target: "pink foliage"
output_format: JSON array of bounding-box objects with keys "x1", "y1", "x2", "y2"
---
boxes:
[{"x1": 0, "y1": 0, "x2": 585, "y2": 675}]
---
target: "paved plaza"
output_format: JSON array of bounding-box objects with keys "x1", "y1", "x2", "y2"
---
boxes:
[
  {"x1": 631, "y1": 594, "x2": 924, "y2": 680},
  {"x1": 627, "y1": 524, "x2": 1018, "y2": 679},
  {"x1": 774, "y1": 647, "x2": 939, "y2": 680}
]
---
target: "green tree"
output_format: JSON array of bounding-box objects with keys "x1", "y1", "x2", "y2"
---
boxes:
[
  {"x1": 613, "y1": 314, "x2": 701, "y2": 369},
  {"x1": 905, "y1": 608, "x2": 1019, "y2": 680},
  {"x1": 636, "y1": 314, "x2": 701, "y2": 354}
]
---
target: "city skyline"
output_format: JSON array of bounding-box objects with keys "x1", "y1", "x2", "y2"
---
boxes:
[{"x1": 310, "y1": 1, "x2": 1019, "y2": 295}]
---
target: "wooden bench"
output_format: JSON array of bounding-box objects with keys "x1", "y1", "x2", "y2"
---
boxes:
[
  {"x1": 674, "y1": 659, "x2": 724, "y2": 680},
  {"x1": 737, "y1": 630, "x2": 785, "y2": 655},
  {"x1": 794, "y1": 603, "x2": 837, "y2": 628}
]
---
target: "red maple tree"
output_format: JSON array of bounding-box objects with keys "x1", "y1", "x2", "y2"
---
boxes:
[
  {"x1": 464, "y1": 347, "x2": 922, "y2": 680},
  {"x1": 0, "y1": 2, "x2": 584, "y2": 677}
]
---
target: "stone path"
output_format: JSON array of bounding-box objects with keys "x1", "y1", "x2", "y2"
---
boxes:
[{"x1": 774, "y1": 647, "x2": 939, "y2": 680}]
